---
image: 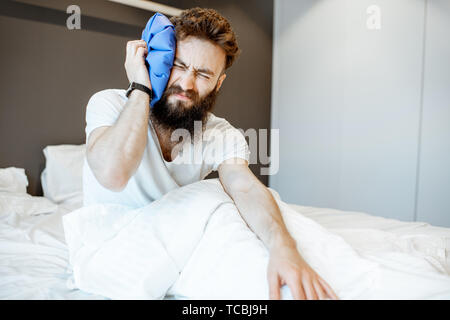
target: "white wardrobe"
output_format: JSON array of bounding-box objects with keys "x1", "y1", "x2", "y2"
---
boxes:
[{"x1": 270, "y1": 0, "x2": 450, "y2": 227}]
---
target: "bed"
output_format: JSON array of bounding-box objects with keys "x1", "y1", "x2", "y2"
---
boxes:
[{"x1": 0, "y1": 145, "x2": 449, "y2": 300}]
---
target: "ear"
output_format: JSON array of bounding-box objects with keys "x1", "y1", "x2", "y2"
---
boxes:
[{"x1": 215, "y1": 73, "x2": 227, "y2": 92}]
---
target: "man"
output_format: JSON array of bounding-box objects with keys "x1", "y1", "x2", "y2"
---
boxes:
[{"x1": 83, "y1": 7, "x2": 338, "y2": 300}]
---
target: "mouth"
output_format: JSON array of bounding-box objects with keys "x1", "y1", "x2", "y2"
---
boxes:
[{"x1": 173, "y1": 93, "x2": 191, "y2": 101}]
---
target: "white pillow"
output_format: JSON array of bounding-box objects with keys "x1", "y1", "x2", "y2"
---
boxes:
[
  {"x1": 41, "y1": 144, "x2": 86, "y2": 204},
  {"x1": 0, "y1": 167, "x2": 28, "y2": 193}
]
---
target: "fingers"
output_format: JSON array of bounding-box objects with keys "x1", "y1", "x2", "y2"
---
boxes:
[
  {"x1": 126, "y1": 40, "x2": 148, "y2": 58},
  {"x1": 124, "y1": 39, "x2": 151, "y2": 86},
  {"x1": 302, "y1": 275, "x2": 318, "y2": 300},
  {"x1": 317, "y1": 276, "x2": 339, "y2": 300},
  {"x1": 268, "y1": 273, "x2": 281, "y2": 300},
  {"x1": 287, "y1": 273, "x2": 332, "y2": 300},
  {"x1": 136, "y1": 46, "x2": 148, "y2": 59},
  {"x1": 312, "y1": 279, "x2": 327, "y2": 300},
  {"x1": 286, "y1": 276, "x2": 306, "y2": 300}
]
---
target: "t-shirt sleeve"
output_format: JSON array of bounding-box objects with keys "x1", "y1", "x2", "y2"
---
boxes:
[
  {"x1": 84, "y1": 90, "x2": 124, "y2": 143},
  {"x1": 203, "y1": 117, "x2": 250, "y2": 171}
]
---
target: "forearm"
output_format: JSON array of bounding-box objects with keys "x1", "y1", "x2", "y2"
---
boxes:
[
  {"x1": 221, "y1": 172, "x2": 296, "y2": 252},
  {"x1": 89, "y1": 90, "x2": 150, "y2": 188},
  {"x1": 219, "y1": 162, "x2": 338, "y2": 300}
]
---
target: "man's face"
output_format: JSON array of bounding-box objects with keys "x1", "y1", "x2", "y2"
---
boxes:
[
  {"x1": 166, "y1": 36, "x2": 227, "y2": 108},
  {"x1": 151, "y1": 36, "x2": 227, "y2": 134}
]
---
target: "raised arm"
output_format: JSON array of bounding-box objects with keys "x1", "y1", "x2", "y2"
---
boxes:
[{"x1": 86, "y1": 40, "x2": 151, "y2": 191}]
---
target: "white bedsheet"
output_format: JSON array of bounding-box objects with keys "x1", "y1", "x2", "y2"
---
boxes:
[
  {"x1": 0, "y1": 199, "x2": 102, "y2": 299},
  {"x1": 0, "y1": 183, "x2": 449, "y2": 300},
  {"x1": 291, "y1": 205, "x2": 450, "y2": 275},
  {"x1": 63, "y1": 180, "x2": 385, "y2": 300}
]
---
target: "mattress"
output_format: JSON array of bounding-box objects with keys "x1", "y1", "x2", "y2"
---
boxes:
[{"x1": 0, "y1": 193, "x2": 449, "y2": 299}]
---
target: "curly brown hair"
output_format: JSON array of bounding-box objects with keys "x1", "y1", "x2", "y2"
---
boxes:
[{"x1": 170, "y1": 7, "x2": 241, "y2": 71}]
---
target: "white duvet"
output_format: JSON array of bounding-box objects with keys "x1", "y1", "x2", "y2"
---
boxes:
[{"x1": 62, "y1": 179, "x2": 450, "y2": 300}]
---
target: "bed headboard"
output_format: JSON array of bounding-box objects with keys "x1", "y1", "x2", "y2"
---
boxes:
[{"x1": 0, "y1": 1, "x2": 154, "y2": 196}]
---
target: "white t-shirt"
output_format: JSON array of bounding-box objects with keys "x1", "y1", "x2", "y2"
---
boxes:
[{"x1": 83, "y1": 89, "x2": 250, "y2": 208}]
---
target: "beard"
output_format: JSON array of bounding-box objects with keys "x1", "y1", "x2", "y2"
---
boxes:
[{"x1": 150, "y1": 83, "x2": 219, "y2": 137}]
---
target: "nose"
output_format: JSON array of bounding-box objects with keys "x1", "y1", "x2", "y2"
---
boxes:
[{"x1": 178, "y1": 70, "x2": 196, "y2": 92}]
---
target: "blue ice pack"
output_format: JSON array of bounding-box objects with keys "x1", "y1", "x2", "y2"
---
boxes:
[{"x1": 141, "y1": 13, "x2": 176, "y2": 107}]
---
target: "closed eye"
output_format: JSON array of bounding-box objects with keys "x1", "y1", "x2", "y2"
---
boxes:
[{"x1": 174, "y1": 66, "x2": 210, "y2": 79}]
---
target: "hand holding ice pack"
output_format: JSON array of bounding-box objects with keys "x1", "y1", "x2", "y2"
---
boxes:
[{"x1": 141, "y1": 13, "x2": 176, "y2": 107}]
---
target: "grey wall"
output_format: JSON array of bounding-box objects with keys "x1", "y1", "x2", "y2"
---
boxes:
[
  {"x1": 271, "y1": 0, "x2": 450, "y2": 227},
  {"x1": 0, "y1": 0, "x2": 273, "y2": 196}
]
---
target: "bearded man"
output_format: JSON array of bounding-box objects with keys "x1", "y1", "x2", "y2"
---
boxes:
[{"x1": 83, "y1": 7, "x2": 338, "y2": 300}]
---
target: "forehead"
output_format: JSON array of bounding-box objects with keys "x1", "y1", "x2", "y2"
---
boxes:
[{"x1": 175, "y1": 36, "x2": 226, "y2": 75}]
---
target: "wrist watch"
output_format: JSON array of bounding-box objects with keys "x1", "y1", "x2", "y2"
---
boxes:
[{"x1": 126, "y1": 82, "x2": 152, "y2": 100}]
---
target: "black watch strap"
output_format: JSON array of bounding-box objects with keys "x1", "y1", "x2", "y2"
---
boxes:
[{"x1": 126, "y1": 82, "x2": 152, "y2": 99}]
